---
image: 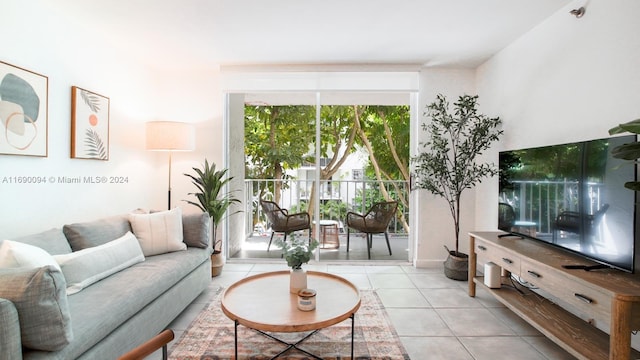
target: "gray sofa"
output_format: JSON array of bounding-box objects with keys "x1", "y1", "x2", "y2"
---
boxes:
[{"x1": 0, "y1": 209, "x2": 212, "y2": 360}]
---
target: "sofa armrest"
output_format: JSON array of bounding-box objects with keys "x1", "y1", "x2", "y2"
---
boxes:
[
  {"x1": 0, "y1": 298, "x2": 23, "y2": 360},
  {"x1": 118, "y1": 329, "x2": 174, "y2": 360}
]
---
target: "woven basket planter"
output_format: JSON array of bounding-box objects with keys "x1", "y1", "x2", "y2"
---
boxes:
[{"x1": 443, "y1": 250, "x2": 468, "y2": 281}]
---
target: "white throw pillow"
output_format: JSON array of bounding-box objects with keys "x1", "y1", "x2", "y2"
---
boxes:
[
  {"x1": 0, "y1": 240, "x2": 61, "y2": 271},
  {"x1": 128, "y1": 207, "x2": 186, "y2": 256},
  {"x1": 53, "y1": 231, "x2": 145, "y2": 295}
]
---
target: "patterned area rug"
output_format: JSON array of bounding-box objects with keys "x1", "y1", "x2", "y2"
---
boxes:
[{"x1": 168, "y1": 287, "x2": 409, "y2": 360}]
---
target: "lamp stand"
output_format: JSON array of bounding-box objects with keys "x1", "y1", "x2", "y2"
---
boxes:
[
  {"x1": 167, "y1": 151, "x2": 172, "y2": 210},
  {"x1": 145, "y1": 121, "x2": 195, "y2": 210}
]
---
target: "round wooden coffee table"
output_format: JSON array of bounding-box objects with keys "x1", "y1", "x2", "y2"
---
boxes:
[{"x1": 221, "y1": 270, "x2": 361, "y2": 359}]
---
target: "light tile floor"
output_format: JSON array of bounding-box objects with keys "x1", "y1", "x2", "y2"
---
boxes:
[{"x1": 148, "y1": 262, "x2": 576, "y2": 360}]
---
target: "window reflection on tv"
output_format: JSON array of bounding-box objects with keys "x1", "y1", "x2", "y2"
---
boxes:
[{"x1": 498, "y1": 135, "x2": 637, "y2": 273}]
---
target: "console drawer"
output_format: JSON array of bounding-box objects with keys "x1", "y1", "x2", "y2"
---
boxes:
[
  {"x1": 520, "y1": 259, "x2": 611, "y2": 326},
  {"x1": 475, "y1": 238, "x2": 520, "y2": 275}
]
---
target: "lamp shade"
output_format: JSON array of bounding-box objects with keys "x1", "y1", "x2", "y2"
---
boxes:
[{"x1": 145, "y1": 121, "x2": 195, "y2": 151}]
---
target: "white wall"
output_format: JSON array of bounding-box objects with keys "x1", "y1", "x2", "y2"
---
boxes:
[
  {"x1": 474, "y1": 0, "x2": 640, "y2": 347},
  {"x1": 413, "y1": 68, "x2": 476, "y2": 267},
  {"x1": 0, "y1": 2, "x2": 223, "y2": 238},
  {"x1": 149, "y1": 69, "x2": 225, "y2": 216},
  {"x1": 4, "y1": 1, "x2": 638, "y2": 272},
  {"x1": 413, "y1": 0, "x2": 640, "y2": 266},
  {"x1": 475, "y1": 0, "x2": 640, "y2": 233}
]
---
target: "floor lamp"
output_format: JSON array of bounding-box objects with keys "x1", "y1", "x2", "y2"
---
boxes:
[{"x1": 145, "y1": 121, "x2": 195, "y2": 210}]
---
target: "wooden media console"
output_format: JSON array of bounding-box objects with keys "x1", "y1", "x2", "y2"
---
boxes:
[{"x1": 468, "y1": 231, "x2": 640, "y2": 360}]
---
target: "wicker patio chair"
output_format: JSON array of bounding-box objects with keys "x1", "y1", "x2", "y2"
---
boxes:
[
  {"x1": 346, "y1": 201, "x2": 398, "y2": 259},
  {"x1": 260, "y1": 199, "x2": 311, "y2": 251}
]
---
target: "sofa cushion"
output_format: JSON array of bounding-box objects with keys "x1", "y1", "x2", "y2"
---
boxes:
[
  {"x1": 0, "y1": 266, "x2": 73, "y2": 351},
  {"x1": 54, "y1": 232, "x2": 145, "y2": 295},
  {"x1": 61, "y1": 248, "x2": 208, "y2": 358},
  {"x1": 0, "y1": 239, "x2": 61, "y2": 271},
  {"x1": 129, "y1": 208, "x2": 186, "y2": 256},
  {"x1": 182, "y1": 212, "x2": 210, "y2": 249},
  {"x1": 63, "y1": 214, "x2": 132, "y2": 251},
  {"x1": 11, "y1": 228, "x2": 73, "y2": 255}
]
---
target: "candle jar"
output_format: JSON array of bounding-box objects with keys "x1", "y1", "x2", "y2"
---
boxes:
[{"x1": 297, "y1": 289, "x2": 317, "y2": 311}]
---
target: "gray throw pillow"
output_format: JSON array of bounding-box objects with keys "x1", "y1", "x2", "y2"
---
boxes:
[
  {"x1": 0, "y1": 266, "x2": 73, "y2": 351},
  {"x1": 182, "y1": 212, "x2": 210, "y2": 248},
  {"x1": 11, "y1": 228, "x2": 72, "y2": 255},
  {"x1": 63, "y1": 214, "x2": 132, "y2": 251}
]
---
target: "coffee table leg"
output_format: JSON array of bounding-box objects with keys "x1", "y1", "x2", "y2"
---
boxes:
[
  {"x1": 234, "y1": 320, "x2": 238, "y2": 359},
  {"x1": 254, "y1": 329, "x2": 321, "y2": 360},
  {"x1": 351, "y1": 314, "x2": 355, "y2": 359},
  {"x1": 236, "y1": 316, "x2": 356, "y2": 359}
]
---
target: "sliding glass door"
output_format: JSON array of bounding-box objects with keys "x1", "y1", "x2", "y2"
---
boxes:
[{"x1": 221, "y1": 69, "x2": 419, "y2": 263}]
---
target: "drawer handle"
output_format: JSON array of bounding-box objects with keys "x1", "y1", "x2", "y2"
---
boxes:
[
  {"x1": 527, "y1": 270, "x2": 541, "y2": 278},
  {"x1": 502, "y1": 258, "x2": 513, "y2": 264},
  {"x1": 478, "y1": 245, "x2": 487, "y2": 251},
  {"x1": 574, "y1": 293, "x2": 594, "y2": 304}
]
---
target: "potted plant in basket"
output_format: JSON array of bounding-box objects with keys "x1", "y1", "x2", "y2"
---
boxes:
[
  {"x1": 275, "y1": 235, "x2": 319, "y2": 293},
  {"x1": 184, "y1": 159, "x2": 240, "y2": 277},
  {"x1": 412, "y1": 94, "x2": 503, "y2": 280}
]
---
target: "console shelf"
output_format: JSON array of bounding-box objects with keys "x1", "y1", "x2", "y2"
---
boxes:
[
  {"x1": 473, "y1": 277, "x2": 640, "y2": 360},
  {"x1": 469, "y1": 232, "x2": 640, "y2": 360}
]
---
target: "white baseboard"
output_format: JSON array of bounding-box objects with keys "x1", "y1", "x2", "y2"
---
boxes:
[{"x1": 413, "y1": 259, "x2": 445, "y2": 269}]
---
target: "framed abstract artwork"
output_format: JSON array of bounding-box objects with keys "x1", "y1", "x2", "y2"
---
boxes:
[
  {"x1": 0, "y1": 61, "x2": 48, "y2": 157},
  {"x1": 71, "y1": 86, "x2": 110, "y2": 160}
]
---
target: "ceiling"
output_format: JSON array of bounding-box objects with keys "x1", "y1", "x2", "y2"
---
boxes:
[{"x1": 54, "y1": 0, "x2": 574, "y2": 70}]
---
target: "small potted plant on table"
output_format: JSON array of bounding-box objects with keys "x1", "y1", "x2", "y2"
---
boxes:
[{"x1": 276, "y1": 236, "x2": 319, "y2": 293}]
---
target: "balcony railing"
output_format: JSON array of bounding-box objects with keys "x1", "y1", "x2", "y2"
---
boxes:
[{"x1": 244, "y1": 179, "x2": 409, "y2": 237}]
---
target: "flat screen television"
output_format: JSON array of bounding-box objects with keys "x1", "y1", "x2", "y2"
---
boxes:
[{"x1": 498, "y1": 135, "x2": 638, "y2": 273}]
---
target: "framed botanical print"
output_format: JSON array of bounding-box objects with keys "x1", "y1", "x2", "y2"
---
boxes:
[
  {"x1": 0, "y1": 61, "x2": 48, "y2": 157},
  {"x1": 71, "y1": 86, "x2": 110, "y2": 160}
]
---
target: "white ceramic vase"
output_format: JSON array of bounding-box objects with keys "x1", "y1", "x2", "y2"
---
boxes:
[{"x1": 290, "y1": 268, "x2": 307, "y2": 294}]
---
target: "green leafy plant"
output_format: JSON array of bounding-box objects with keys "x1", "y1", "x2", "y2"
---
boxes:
[
  {"x1": 184, "y1": 160, "x2": 240, "y2": 253},
  {"x1": 275, "y1": 235, "x2": 319, "y2": 269},
  {"x1": 609, "y1": 118, "x2": 640, "y2": 191},
  {"x1": 412, "y1": 94, "x2": 503, "y2": 255}
]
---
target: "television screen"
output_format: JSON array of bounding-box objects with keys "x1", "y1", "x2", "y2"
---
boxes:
[{"x1": 498, "y1": 135, "x2": 637, "y2": 272}]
